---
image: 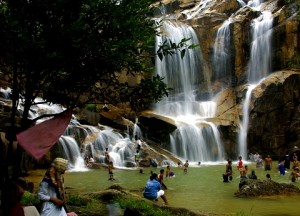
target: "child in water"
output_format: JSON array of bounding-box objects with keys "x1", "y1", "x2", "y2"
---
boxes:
[
  {"x1": 108, "y1": 161, "x2": 115, "y2": 181},
  {"x1": 184, "y1": 160, "x2": 189, "y2": 174}
]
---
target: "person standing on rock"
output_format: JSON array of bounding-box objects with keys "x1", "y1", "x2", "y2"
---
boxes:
[
  {"x1": 104, "y1": 147, "x2": 110, "y2": 162},
  {"x1": 134, "y1": 150, "x2": 140, "y2": 167},
  {"x1": 135, "y1": 135, "x2": 142, "y2": 151}
]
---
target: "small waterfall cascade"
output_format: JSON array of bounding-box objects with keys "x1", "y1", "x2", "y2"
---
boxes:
[
  {"x1": 238, "y1": 8, "x2": 274, "y2": 158},
  {"x1": 247, "y1": 11, "x2": 273, "y2": 83},
  {"x1": 58, "y1": 136, "x2": 88, "y2": 171},
  {"x1": 237, "y1": 0, "x2": 246, "y2": 7},
  {"x1": 59, "y1": 121, "x2": 139, "y2": 169},
  {"x1": 90, "y1": 125, "x2": 136, "y2": 167},
  {"x1": 133, "y1": 119, "x2": 143, "y2": 140},
  {"x1": 25, "y1": 97, "x2": 65, "y2": 122},
  {"x1": 170, "y1": 120, "x2": 224, "y2": 162},
  {"x1": 247, "y1": 0, "x2": 262, "y2": 7},
  {"x1": 238, "y1": 84, "x2": 256, "y2": 159},
  {"x1": 155, "y1": 20, "x2": 202, "y2": 116},
  {"x1": 182, "y1": 0, "x2": 213, "y2": 20},
  {"x1": 0, "y1": 87, "x2": 11, "y2": 99},
  {"x1": 16, "y1": 98, "x2": 141, "y2": 169},
  {"x1": 154, "y1": 20, "x2": 224, "y2": 162},
  {"x1": 157, "y1": 2, "x2": 167, "y2": 16},
  {"x1": 212, "y1": 19, "x2": 232, "y2": 82}
]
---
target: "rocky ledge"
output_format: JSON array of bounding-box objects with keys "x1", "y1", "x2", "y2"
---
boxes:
[{"x1": 234, "y1": 179, "x2": 300, "y2": 198}]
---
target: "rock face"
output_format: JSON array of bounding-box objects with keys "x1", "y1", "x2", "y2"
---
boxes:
[
  {"x1": 136, "y1": 0, "x2": 300, "y2": 159},
  {"x1": 246, "y1": 71, "x2": 300, "y2": 157}
]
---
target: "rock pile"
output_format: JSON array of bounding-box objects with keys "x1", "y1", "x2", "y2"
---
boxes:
[{"x1": 235, "y1": 179, "x2": 300, "y2": 197}]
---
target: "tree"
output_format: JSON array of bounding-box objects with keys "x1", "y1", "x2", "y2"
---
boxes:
[
  {"x1": 0, "y1": 0, "x2": 193, "y2": 179},
  {"x1": 0, "y1": 0, "x2": 160, "y2": 117}
]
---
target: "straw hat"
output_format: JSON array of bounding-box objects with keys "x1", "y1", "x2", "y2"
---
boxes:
[{"x1": 52, "y1": 158, "x2": 68, "y2": 174}]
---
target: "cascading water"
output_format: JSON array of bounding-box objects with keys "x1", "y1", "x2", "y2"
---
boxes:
[
  {"x1": 58, "y1": 136, "x2": 87, "y2": 171},
  {"x1": 154, "y1": 20, "x2": 224, "y2": 162},
  {"x1": 0, "y1": 87, "x2": 11, "y2": 99},
  {"x1": 238, "y1": 84, "x2": 256, "y2": 159},
  {"x1": 182, "y1": 0, "x2": 213, "y2": 20},
  {"x1": 238, "y1": 9, "x2": 273, "y2": 159},
  {"x1": 91, "y1": 125, "x2": 136, "y2": 167},
  {"x1": 212, "y1": 19, "x2": 232, "y2": 82},
  {"x1": 155, "y1": 20, "x2": 201, "y2": 116},
  {"x1": 18, "y1": 98, "x2": 140, "y2": 169},
  {"x1": 247, "y1": 11, "x2": 273, "y2": 83}
]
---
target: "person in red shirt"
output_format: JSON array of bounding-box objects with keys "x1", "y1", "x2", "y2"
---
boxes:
[
  {"x1": 158, "y1": 169, "x2": 167, "y2": 189},
  {"x1": 237, "y1": 156, "x2": 244, "y2": 176}
]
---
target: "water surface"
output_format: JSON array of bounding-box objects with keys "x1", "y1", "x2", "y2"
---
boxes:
[{"x1": 27, "y1": 163, "x2": 300, "y2": 216}]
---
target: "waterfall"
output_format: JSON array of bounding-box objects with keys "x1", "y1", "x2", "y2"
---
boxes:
[
  {"x1": 58, "y1": 136, "x2": 87, "y2": 171},
  {"x1": 237, "y1": 0, "x2": 246, "y2": 7},
  {"x1": 155, "y1": 20, "x2": 202, "y2": 116},
  {"x1": 212, "y1": 19, "x2": 232, "y2": 82},
  {"x1": 133, "y1": 120, "x2": 143, "y2": 140},
  {"x1": 91, "y1": 125, "x2": 135, "y2": 167},
  {"x1": 238, "y1": 10, "x2": 273, "y2": 158},
  {"x1": 247, "y1": 11, "x2": 273, "y2": 83},
  {"x1": 170, "y1": 121, "x2": 223, "y2": 162},
  {"x1": 238, "y1": 84, "x2": 256, "y2": 159},
  {"x1": 0, "y1": 87, "x2": 11, "y2": 99},
  {"x1": 154, "y1": 20, "x2": 224, "y2": 162},
  {"x1": 157, "y1": 2, "x2": 167, "y2": 15},
  {"x1": 182, "y1": 0, "x2": 213, "y2": 20},
  {"x1": 247, "y1": 0, "x2": 262, "y2": 7},
  {"x1": 15, "y1": 97, "x2": 139, "y2": 169}
]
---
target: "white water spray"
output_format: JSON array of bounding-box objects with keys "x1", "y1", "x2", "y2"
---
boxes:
[
  {"x1": 155, "y1": 20, "x2": 224, "y2": 162},
  {"x1": 212, "y1": 19, "x2": 232, "y2": 81}
]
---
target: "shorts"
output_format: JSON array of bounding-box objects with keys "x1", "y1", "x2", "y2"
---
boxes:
[
  {"x1": 156, "y1": 190, "x2": 165, "y2": 199},
  {"x1": 238, "y1": 168, "x2": 244, "y2": 172},
  {"x1": 265, "y1": 165, "x2": 271, "y2": 171}
]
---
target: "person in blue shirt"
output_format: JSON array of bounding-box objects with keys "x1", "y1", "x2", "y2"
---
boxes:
[
  {"x1": 143, "y1": 173, "x2": 168, "y2": 206},
  {"x1": 278, "y1": 160, "x2": 285, "y2": 175}
]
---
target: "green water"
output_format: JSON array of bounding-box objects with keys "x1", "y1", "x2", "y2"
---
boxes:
[{"x1": 27, "y1": 163, "x2": 300, "y2": 216}]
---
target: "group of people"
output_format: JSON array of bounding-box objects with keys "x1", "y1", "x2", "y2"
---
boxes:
[
  {"x1": 142, "y1": 159, "x2": 192, "y2": 206},
  {"x1": 289, "y1": 152, "x2": 300, "y2": 182},
  {"x1": 223, "y1": 151, "x2": 300, "y2": 186},
  {"x1": 222, "y1": 155, "x2": 267, "y2": 184}
]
